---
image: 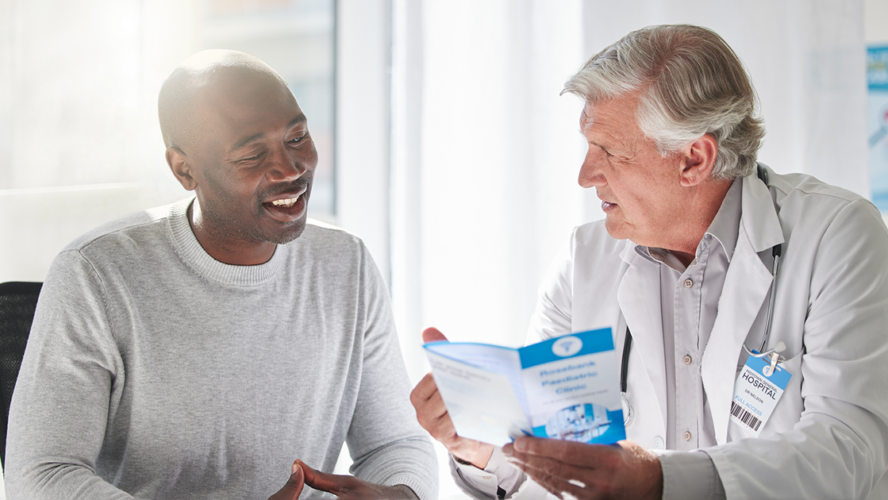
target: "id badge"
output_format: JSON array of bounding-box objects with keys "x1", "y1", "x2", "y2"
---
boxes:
[{"x1": 731, "y1": 354, "x2": 792, "y2": 436}]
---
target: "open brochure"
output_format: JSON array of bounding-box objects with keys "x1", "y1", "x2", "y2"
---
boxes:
[{"x1": 424, "y1": 328, "x2": 626, "y2": 447}]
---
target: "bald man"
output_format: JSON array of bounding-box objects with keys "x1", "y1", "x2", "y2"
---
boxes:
[{"x1": 5, "y1": 51, "x2": 437, "y2": 500}]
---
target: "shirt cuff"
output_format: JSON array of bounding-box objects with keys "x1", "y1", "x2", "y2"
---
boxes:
[
  {"x1": 450, "y1": 447, "x2": 526, "y2": 498},
  {"x1": 656, "y1": 450, "x2": 726, "y2": 500}
]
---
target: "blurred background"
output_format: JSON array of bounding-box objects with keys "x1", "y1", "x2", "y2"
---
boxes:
[{"x1": 1, "y1": 0, "x2": 888, "y2": 497}]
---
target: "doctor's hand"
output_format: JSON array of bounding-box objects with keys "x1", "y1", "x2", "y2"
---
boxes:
[
  {"x1": 502, "y1": 438, "x2": 662, "y2": 500},
  {"x1": 409, "y1": 327, "x2": 495, "y2": 469}
]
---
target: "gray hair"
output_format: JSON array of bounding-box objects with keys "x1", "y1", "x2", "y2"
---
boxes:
[{"x1": 563, "y1": 25, "x2": 764, "y2": 179}]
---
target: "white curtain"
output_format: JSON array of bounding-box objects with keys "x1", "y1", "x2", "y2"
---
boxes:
[
  {"x1": 390, "y1": 0, "x2": 868, "y2": 385},
  {"x1": 391, "y1": 0, "x2": 590, "y2": 381}
]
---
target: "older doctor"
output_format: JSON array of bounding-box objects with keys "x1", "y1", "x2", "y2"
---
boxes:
[{"x1": 410, "y1": 24, "x2": 888, "y2": 499}]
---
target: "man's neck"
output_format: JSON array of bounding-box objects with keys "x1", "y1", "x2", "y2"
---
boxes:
[{"x1": 187, "y1": 201, "x2": 277, "y2": 266}]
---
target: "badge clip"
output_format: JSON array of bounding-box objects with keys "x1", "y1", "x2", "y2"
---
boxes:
[{"x1": 760, "y1": 341, "x2": 785, "y2": 377}]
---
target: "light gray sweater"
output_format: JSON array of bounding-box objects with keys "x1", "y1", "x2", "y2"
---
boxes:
[{"x1": 5, "y1": 199, "x2": 437, "y2": 499}]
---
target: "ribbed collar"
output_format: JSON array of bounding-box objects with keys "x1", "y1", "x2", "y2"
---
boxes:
[{"x1": 167, "y1": 198, "x2": 288, "y2": 287}]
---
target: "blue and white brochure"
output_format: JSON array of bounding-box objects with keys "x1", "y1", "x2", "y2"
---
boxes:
[{"x1": 424, "y1": 328, "x2": 626, "y2": 447}]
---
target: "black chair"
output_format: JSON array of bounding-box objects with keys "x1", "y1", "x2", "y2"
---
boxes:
[{"x1": 0, "y1": 281, "x2": 42, "y2": 469}]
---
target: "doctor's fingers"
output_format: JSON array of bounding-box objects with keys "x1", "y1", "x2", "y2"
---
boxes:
[
  {"x1": 410, "y1": 377, "x2": 455, "y2": 436},
  {"x1": 410, "y1": 372, "x2": 440, "y2": 405},
  {"x1": 504, "y1": 450, "x2": 602, "y2": 490},
  {"x1": 506, "y1": 439, "x2": 660, "y2": 498},
  {"x1": 509, "y1": 437, "x2": 624, "y2": 469},
  {"x1": 504, "y1": 458, "x2": 596, "y2": 500}
]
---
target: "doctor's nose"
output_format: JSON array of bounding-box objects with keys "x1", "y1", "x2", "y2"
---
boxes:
[{"x1": 578, "y1": 149, "x2": 606, "y2": 189}]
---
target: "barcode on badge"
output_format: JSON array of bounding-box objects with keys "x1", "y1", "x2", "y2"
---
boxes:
[{"x1": 731, "y1": 401, "x2": 762, "y2": 432}]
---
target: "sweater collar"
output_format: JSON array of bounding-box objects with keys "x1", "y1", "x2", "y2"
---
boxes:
[{"x1": 168, "y1": 198, "x2": 288, "y2": 286}]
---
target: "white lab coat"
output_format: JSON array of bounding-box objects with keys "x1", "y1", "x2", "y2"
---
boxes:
[{"x1": 528, "y1": 165, "x2": 888, "y2": 499}]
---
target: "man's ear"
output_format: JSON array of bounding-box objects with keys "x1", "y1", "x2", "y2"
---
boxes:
[
  {"x1": 166, "y1": 147, "x2": 198, "y2": 191},
  {"x1": 679, "y1": 133, "x2": 718, "y2": 187}
]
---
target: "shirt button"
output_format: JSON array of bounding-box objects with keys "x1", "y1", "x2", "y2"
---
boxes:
[
  {"x1": 652, "y1": 436, "x2": 665, "y2": 448},
  {"x1": 683, "y1": 354, "x2": 692, "y2": 365},
  {"x1": 683, "y1": 431, "x2": 692, "y2": 441},
  {"x1": 684, "y1": 279, "x2": 694, "y2": 288}
]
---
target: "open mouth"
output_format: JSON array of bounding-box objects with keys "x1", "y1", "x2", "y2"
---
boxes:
[
  {"x1": 263, "y1": 188, "x2": 309, "y2": 221},
  {"x1": 271, "y1": 196, "x2": 300, "y2": 208}
]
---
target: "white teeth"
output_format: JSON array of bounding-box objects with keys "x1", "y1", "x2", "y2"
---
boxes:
[{"x1": 271, "y1": 196, "x2": 299, "y2": 207}]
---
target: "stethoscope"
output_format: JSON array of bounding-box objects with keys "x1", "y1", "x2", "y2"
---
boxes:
[{"x1": 619, "y1": 165, "x2": 784, "y2": 426}]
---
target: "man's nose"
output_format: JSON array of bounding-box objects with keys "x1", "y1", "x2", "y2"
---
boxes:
[
  {"x1": 578, "y1": 150, "x2": 606, "y2": 189},
  {"x1": 266, "y1": 146, "x2": 307, "y2": 182}
]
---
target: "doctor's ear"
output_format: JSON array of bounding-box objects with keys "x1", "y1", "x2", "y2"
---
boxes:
[
  {"x1": 166, "y1": 147, "x2": 198, "y2": 191},
  {"x1": 679, "y1": 134, "x2": 718, "y2": 187}
]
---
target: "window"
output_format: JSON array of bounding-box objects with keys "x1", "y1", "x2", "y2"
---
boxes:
[
  {"x1": 200, "y1": 0, "x2": 336, "y2": 218},
  {"x1": 0, "y1": 0, "x2": 337, "y2": 282}
]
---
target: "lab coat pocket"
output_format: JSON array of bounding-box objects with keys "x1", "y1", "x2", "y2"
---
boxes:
[{"x1": 759, "y1": 351, "x2": 804, "y2": 436}]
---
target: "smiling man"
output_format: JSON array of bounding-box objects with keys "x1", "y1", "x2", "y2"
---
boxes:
[
  {"x1": 412, "y1": 25, "x2": 888, "y2": 499},
  {"x1": 5, "y1": 51, "x2": 437, "y2": 500}
]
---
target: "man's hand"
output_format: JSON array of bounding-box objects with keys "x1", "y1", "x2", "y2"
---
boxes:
[
  {"x1": 268, "y1": 461, "x2": 305, "y2": 500},
  {"x1": 502, "y1": 438, "x2": 662, "y2": 500},
  {"x1": 409, "y1": 327, "x2": 495, "y2": 469},
  {"x1": 296, "y1": 460, "x2": 418, "y2": 499}
]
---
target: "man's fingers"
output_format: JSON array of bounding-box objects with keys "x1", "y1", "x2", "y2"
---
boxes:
[
  {"x1": 422, "y1": 327, "x2": 448, "y2": 343},
  {"x1": 298, "y1": 460, "x2": 345, "y2": 495}
]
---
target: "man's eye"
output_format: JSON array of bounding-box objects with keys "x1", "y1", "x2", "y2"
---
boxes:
[
  {"x1": 240, "y1": 152, "x2": 264, "y2": 162},
  {"x1": 289, "y1": 132, "x2": 308, "y2": 144}
]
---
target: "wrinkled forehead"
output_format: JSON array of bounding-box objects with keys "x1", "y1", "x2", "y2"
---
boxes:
[{"x1": 579, "y1": 95, "x2": 638, "y2": 131}]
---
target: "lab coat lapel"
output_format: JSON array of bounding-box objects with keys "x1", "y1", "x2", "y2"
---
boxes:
[
  {"x1": 617, "y1": 244, "x2": 668, "y2": 427},
  {"x1": 702, "y1": 166, "x2": 785, "y2": 444}
]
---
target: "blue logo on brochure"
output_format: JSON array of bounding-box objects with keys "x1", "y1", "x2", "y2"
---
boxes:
[
  {"x1": 519, "y1": 328, "x2": 614, "y2": 369},
  {"x1": 552, "y1": 336, "x2": 583, "y2": 357}
]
